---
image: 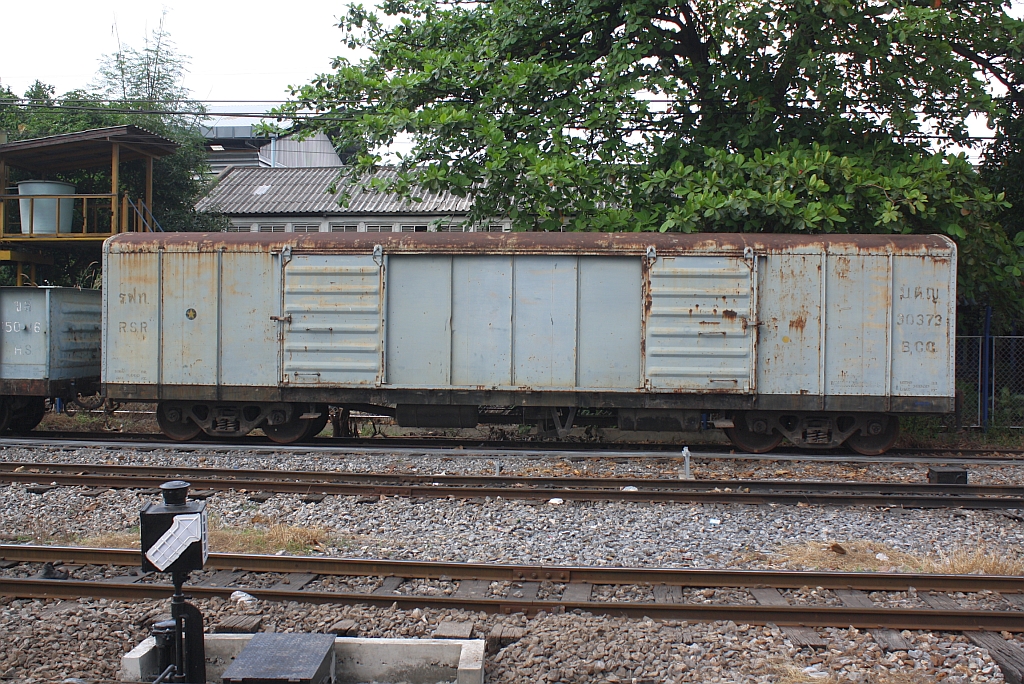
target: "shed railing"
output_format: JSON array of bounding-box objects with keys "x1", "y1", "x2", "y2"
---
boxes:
[{"x1": 0, "y1": 193, "x2": 161, "y2": 238}]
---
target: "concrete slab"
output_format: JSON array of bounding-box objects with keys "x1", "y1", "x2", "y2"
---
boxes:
[{"x1": 121, "y1": 633, "x2": 485, "y2": 684}]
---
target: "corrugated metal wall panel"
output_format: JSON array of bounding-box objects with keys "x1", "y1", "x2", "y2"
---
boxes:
[
  {"x1": 577, "y1": 257, "x2": 642, "y2": 389},
  {"x1": 646, "y1": 256, "x2": 754, "y2": 392},
  {"x1": 385, "y1": 255, "x2": 452, "y2": 386},
  {"x1": 220, "y1": 254, "x2": 279, "y2": 387},
  {"x1": 512, "y1": 256, "x2": 578, "y2": 388},
  {"x1": 49, "y1": 289, "x2": 102, "y2": 381},
  {"x1": 283, "y1": 255, "x2": 381, "y2": 385},
  {"x1": 161, "y1": 253, "x2": 219, "y2": 385},
  {"x1": 103, "y1": 253, "x2": 160, "y2": 385},
  {"x1": 451, "y1": 256, "x2": 513, "y2": 387},
  {"x1": 824, "y1": 255, "x2": 889, "y2": 396},
  {"x1": 756, "y1": 254, "x2": 822, "y2": 395}
]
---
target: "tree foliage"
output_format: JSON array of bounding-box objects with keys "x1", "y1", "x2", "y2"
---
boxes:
[
  {"x1": 277, "y1": 0, "x2": 1024, "y2": 320},
  {"x1": 0, "y1": 20, "x2": 223, "y2": 235}
]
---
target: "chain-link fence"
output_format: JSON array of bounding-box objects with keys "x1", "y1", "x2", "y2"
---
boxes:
[{"x1": 956, "y1": 336, "x2": 1024, "y2": 429}]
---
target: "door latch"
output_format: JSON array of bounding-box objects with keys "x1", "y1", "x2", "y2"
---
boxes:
[{"x1": 270, "y1": 315, "x2": 292, "y2": 323}]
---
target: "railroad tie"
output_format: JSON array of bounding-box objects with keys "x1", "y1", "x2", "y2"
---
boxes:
[
  {"x1": 748, "y1": 587, "x2": 826, "y2": 648},
  {"x1": 920, "y1": 592, "x2": 1024, "y2": 684},
  {"x1": 833, "y1": 589, "x2": 910, "y2": 651},
  {"x1": 454, "y1": 579, "x2": 491, "y2": 600},
  {"x1": 270, "y1": 573, "x2": 318, "y2": 591},
  {"x1": 515, "y1": 582, "x2": 541, "y2": 601},
  {"x1": 195, "y1": 570, "x2": 246, "y2": 588},
  {"x1": 371, "y1": 576, "x2": 405, "y2": 595},
  {"x1": 561, "y1": 582, "x2": 594, "y2": 603},
  {"x1": 653, "y1": 585, "x2": 683, "y2": 604}
]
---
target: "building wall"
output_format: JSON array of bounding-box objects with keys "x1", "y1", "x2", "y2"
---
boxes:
[{"x1": 224, "y1": 216, "x2": 511, "y2": 233}]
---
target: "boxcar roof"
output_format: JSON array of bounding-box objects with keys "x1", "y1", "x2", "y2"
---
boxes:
[{"x1": 105, "y1": 231, "x2": 956, "y2": 256}]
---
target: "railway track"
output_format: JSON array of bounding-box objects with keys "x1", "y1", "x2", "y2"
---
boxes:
[
  {"x1": 2, "y1": 461, "x2": 1022, "y2": 507},
  {"x1": 2, "y1": 433, "x2": 1023, "y2": 465},
  {"x1": 2, "y1": 545, "x2": 1023, "y2": 634}
]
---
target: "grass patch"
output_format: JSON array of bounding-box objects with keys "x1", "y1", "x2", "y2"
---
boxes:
[
  {"x1": 767, "y1": 540, "x2": 1024, "y2": 575},
  {"x1": 78, "y1": 524, "x2": 341, "y2": 556},
  {"x1": 772, "y1": 663, "x2": 934, "y2": 684}
]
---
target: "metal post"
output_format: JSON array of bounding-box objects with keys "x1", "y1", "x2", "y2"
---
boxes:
[
  {"x1": 982, "y1": 305, "x2": 992, "y2": 431},
  {"x1": 110, "y1": 143, "x2": 119, "y2": 234},
  {"x1": 171, "y1": 571, "x2": 187, "y2": 683}
]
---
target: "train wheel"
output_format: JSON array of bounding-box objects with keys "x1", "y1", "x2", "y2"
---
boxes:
[
  {"x1": 302, "y1": 404, "x2": 330, "y2": 440},
  {"x1": 156, "y1": 402, "x2": 202, "y2": 441},
  {"x1": 846, "y1": 416, "x2": 899, "y2": 456},
  {"x1": 263, "y1": 405, "x2": 313, "y2": 444},
  {"x1": 7, "y1": 397, "x2": 47, "y2": 434},
  {"x1": 725, "y1": 424, "x2": 783, "y2": 454}
]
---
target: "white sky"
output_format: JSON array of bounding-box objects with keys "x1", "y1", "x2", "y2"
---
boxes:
[{"x1": 0, "y1": 1, "x2": 349, "y2": 104}]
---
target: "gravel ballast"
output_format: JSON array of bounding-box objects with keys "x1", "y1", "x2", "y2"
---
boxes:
[{"x1": 1, "y1": 444, "x2": 1023, "y2": 682}]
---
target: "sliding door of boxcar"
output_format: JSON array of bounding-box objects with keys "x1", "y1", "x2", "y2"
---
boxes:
[
  {"x1": 384, "y1": 255, "x2": 642, "y2": 390},
  {"x1": 645, "y1": 256, "x2": 755, "y2": 392},
  {"x1": 281, "y1": 254, "x2": 381, "y2": 386}
]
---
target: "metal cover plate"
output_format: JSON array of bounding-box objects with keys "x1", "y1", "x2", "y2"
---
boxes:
[{"x1": 221, "y1": 632, "x2": 335, "y2": 683}]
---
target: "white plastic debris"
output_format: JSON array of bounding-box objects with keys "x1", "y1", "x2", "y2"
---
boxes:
[
  {"x1": 548, "y1": 498, "x2": 564, "y2": 505},
  {"x1": 621, "y1": 486, "x2": 638, "y2": 492},
  {"x1": 875, "y1": 552, "x2": 890, "y2": 562},
  {"x1": 708, "y1": 518, "x2": 721, "y2": 525},
  {"x1": 230, "y1": 590, "x2": 258, "y2": 605}
]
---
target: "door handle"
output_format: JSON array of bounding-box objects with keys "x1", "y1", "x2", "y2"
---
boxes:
[{"x1": 270, "y1": 315, "x2": 292, "y2": 323}]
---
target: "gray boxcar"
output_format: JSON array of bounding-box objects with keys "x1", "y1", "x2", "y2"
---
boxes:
[
  {"x1": 102, "y1": 232, "x2": 955, "y2": 453},
  {"x1": 0, "y1": 286, "x2": 102, "y2": 432}
]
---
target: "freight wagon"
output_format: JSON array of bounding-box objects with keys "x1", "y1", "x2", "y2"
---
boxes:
[
  {"x1": 101, "y1": 232, "x2": 956, "y2": 454},
  {"x1": 0, "y1": 286, "x2": 102, "y2": 432}
]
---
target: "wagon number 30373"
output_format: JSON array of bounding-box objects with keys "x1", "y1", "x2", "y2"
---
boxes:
[{"x1": 896, "y1": 314, "x2": 942, "y2": 326}]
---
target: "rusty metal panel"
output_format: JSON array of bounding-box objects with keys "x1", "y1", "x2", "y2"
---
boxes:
[
  {"x1": 756, "y1": 255, "x2": 822, "y2": 395},
  {"x1": 512, "y1": 256, "x2": 578, "y2": 388},
  {"x1": 646, "y1": 256, "x2": 754, "y2": 392},
  {"x1": 890, "y1": 255, "x2": 955, "y2": 398},
  {"x1": 577, "y1": 257, "x2": 642, "y2": 388},
  {"x1": 824, "y1": 254, "x2": 889, "y2": 396},
  {"x1": 0, "y1": 287, "x2": 100, "y2": 382},
  {"x1": 103, "y1": 251, "x2": 160, "y2": 385},
  {"x1": 451, "y1": 256, "x2": 513, "y2": 386},
  {"x1": 220, "y1": 254, "x2": 279, "y2": 386},
  {"x1": 160, "y1": 253, "x2": 218, "y2": 385},
  {"x1": 282, "y1": 254, "x2": 381, "y2": 386},
  {"x1": 385, "y1": 255, "x2": 452, "y2": 385}
]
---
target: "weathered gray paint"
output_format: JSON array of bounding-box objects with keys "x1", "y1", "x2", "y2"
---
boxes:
[
  {"x1": 647, "y1": 256, "x2": 755, "y2": 391},
  {"x1": 385, "y1": 255, "x2": 452, "y2": 386},
  {"x1": 577, "y1": 257, "x2": 642, "y2": 389},
  {"x1": 0, "y1": 287, "x2": 101, "y2": 382},
  {"x1": 512, "y1": 256, "x2": 578, "y2": 388},
  {"x1": 102, "y1": 232, "x2": 956, "y2": 411},
  {"x1": 451, "y1": 256, "x2": 513, "y2": 387},
  {"x1": 283, "y1": 255, "x2": 380, "y2": 386}
]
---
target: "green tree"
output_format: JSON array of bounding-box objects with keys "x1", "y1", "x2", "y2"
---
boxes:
[
  {"x1": 276, "y1": 0, "x2": 1023, "y2": 319},
  {"x1": 0, "y1": 20, "x2": 224, "y2": 234}
]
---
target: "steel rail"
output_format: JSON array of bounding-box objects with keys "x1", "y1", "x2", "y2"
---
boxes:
[
  {"x1": 2, "y1": 470, "x2": 1021, "y2": 507},
  {"x1": 2, "y1": 461, "x2": 1022, "y2": 497},
  {"x1": 12, "y1": 431, "x2": 1024, "y2": 457},
  {"x1": 2, "y1": 434, "x2": 1021, "y2": 465},
  {"x1": 0, "y1": 576, "x2": 1020, "y2": 631},
  {"x1": 3, "y1": 546, "x2": 1023, "y2": 593}
]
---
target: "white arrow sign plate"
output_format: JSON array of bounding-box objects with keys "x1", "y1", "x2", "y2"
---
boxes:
[{"x1": 145, "y1": 512, "x2": 208, "y2": 571}]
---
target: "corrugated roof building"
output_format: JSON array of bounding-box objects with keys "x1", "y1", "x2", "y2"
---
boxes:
[{"x1": 196, "y1": 166, "x2": 507, "y2": 233}]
